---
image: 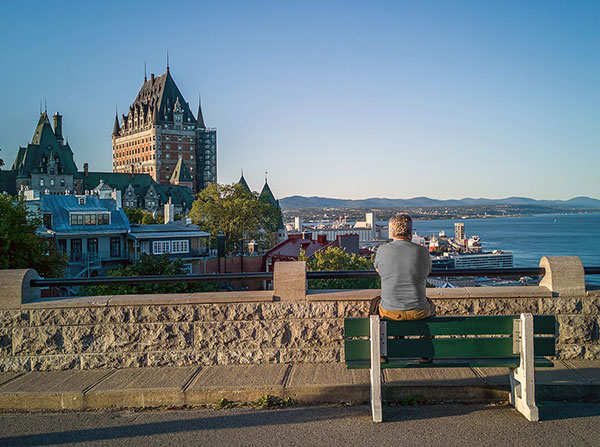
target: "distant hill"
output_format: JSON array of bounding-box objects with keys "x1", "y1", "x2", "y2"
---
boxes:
[{"x1": 279, "y1": 195, "x2": 600, "y2": 210}]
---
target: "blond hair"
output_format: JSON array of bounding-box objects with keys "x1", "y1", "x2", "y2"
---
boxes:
[{"x1": 389, "y1": 213, "x2": 412, "y2": 238}]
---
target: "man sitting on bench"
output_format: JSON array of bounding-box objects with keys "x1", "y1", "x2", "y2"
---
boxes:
[{"x1": 373, "y1": 212, "x2": 435, "y2": 323}]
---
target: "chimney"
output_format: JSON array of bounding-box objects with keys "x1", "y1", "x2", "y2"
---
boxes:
[
  {"x1": 317, "y1": 234, "x2": 327, "y2": 244},
  {"x1": 301, "y1": 231, "x2": 312, "y2": 241},
  {"x1": 164, "y1": 197, "x2": 174, "y2": 223},
  {"x1": 53, "y1": 113, "x2": 63, "y2": 144},
  {"x1": 151, "y1": 73, "x2": 155, "y2": 84},
  {"x1": 111, "y1": 189, "x2": 122, "y2": 209},
  {"x1": 83, "y1": 163, "x2": 89, "y2": 178},
  {"x1": 130, "y1": 164, "x2": 135, "y2": 179}
]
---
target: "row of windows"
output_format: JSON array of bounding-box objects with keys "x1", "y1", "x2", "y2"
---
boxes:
[
  {"x1": 163, "y1": 136, "x2": 194, "y2": 142},
  {"x1": 150, "y1": 239, "x2": 189, "y2": 255},
  {"x1": 70, "y1": 213, "x2": 111, "y2": 226},
  {"x1": 39, "y1": 179, "x2": 66, "y2": 187},
  {"x1": 113, "y1": 145, "x2": 157, "y2": 157},
  {"x1": 116, "y1": 136, "x2": 156, "y2": 149}
]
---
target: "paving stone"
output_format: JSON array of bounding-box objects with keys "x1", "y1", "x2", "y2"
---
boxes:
[
  {"x1": 563, "y1": 359, "x2": 600, "y2": 384},
  {"x1": 185, "y1": 364, "x2": 290, "y2": 405},
  {"x1": 0, "y1": 370, "x2": 110, "y2": 410},
  {"x1": 85, "y1": 366, "x2": 199, "y2": 409},
  {"x1": 0, "y1": 372, "x2": 21, "y2": 387},
  {"x1": 384, "y1": 367, "x2": 483, "y2": 386}
]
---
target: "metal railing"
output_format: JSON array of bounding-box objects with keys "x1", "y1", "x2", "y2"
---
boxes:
[{"x1": 29, "y1": 266, "x2": 600, "y2": 288}]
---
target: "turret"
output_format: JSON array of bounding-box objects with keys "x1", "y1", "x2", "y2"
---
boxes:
[
  {"x1": 53, "y1": 112, "x2": 63, "y2": 144},
  {"x1": 112, "y1": 113, "x2": 120, "y2": 137}
]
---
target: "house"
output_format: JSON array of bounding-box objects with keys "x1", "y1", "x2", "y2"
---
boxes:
[
  {"x1": 264, "y1": 232, "x2": 360, "y2": 271},
  {"x1": 24, "y1": 190, "x2": 130, "y2": 277},
  {"x1": 127, "y1": 203, "x2": 210, "y2": 274}
]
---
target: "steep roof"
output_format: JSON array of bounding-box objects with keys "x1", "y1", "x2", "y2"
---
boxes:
[
  {"x1": 40, "y1": 195, "x2": 130, "y2": 235},
  {"x1": 171, "y1": 158, "x2": 192, "y2": 184},
  {"x1": 259, "y1": 181, "x2": 279, "y2": 208},
  {"x1": 12, "y1": 112, "x2": 78, "y2": 178},
  {"x1": 238, "y1": 173, "x2": 251, "y2": 193},
  {"x1": 129, "y1": 70, "x2": 195, "y2": 124}
]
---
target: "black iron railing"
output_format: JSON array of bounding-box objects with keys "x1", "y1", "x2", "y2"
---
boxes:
[{"x1": 29, "y1": 266, "x2": 600, "y2": 288}]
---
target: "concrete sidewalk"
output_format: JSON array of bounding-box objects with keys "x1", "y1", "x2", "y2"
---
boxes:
[{"x1": 0, "y1": 360, "x2": 599, "y2": 411}]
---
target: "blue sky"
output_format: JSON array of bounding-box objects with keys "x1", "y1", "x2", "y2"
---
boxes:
[{"x1": 0, "y1": 1, "x2": 598, "y2": 200}]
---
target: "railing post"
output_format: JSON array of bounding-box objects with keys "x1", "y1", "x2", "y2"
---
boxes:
[
  {"x1": 273, "y1": 261, "x2": 307, "y2": 301},
  {"x1": 0, "y1": 269, "x2": 40, "y2": 309},
  {"x1": 539, "y1": 256, "x2": 586, "y2": 296}
]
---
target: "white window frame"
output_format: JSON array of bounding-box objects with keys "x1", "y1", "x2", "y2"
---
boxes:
[
  {"x1": 152, "y1": 240, "x2": 171, "y2": 254},
  {"x1": 171, "y1": 240, "x2": 189, "y2": 254}
]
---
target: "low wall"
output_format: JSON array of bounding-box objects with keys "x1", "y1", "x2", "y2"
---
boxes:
[{"x1": 1, "y1": 258, "x2": 598, "y2": 372}]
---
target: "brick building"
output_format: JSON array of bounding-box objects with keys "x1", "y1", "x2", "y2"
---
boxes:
[{"x1": 112, "y1": 64, "x2": 216, "y2": 193}]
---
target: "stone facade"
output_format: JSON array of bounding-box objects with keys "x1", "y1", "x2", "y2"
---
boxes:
[{"x1": 1, "y1": 290, "x2": 599, "y2": 372}]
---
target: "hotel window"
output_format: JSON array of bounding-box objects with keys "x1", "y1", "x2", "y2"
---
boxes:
[
  {"x1": 178, "y1": 137, "x2": 182, "y2": 142},
  {"x1": 40, "y1": 179, "x2": 44, "y2": 186},
  {"x1": 50, "y1": 179, "x2": 55, "y2": 186},
  {"x1": 60, "y1": 179, "x2": 65, "y2": 187},
  {"x1": 166, "y1": 144, "x2": 170, "y2": 150},
  {"x1": 171, "y1": 240, "x2": 189, "y2": 254},
  {"x1": 178, "y1": 145, "x2": 182, "y2": 150},
  {"x1": 152, "y1": 240, "x2": 170, "y2": 254}
]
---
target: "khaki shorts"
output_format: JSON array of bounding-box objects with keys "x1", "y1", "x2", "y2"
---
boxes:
[{"x1": 370, "y1": 296, "x2": 436, "y2": 321}]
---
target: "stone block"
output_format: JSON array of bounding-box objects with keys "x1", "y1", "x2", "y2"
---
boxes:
[
  {"x1": 273, "y1": 261, "x2": 306, "y2": 301},
  {"x1": 337, "y1": 301, "x2": 369, "y2": 318},
  {"x1": 583, "y1": 344, "x2": 600, "y2": 360},
  {"x1": 129, "y1": 305, "x2": 197, "y2": 323},
  {"x1": 0, "y1": 331, "x2": 12, "y2": 356},
  {"x1": 216, "y1": 349, "x2": 281, "y2": 364},
  {"x1": 30, "y1": 355, "x2": 80, "y2": 371},
  {"x1": 557, "y1": 315, "x2": 595, "y2": 343},
  {"x1": 0, "y1": 269, "x2": 40, "y2": 309},
  {"x1": 146, "y1": 351, "x2": 217, "y2": 368},
  {"x1": 195, "y1": 303, "x2": 228, "y2": 322},
  {"x1": 0, "y1": 356, "x2": 29, "y2": 372},
  {"x1": 12, "y1": 326, "x2": 65, "y2": 355},
  {"x1": 582, "y1": 296, "x2": 600, "y2": 315},
  {"x1": 80, "y1": 353, "x2": 147, "y2": 369},
  {"x1": 29, "y1": 307, "x2": 130, "y2": 327},
  {"x1": 432, "y1": 299, "x2": 476, "y2": 316},
  {"x1": 539, "y1": 256, "x2": 586, "y2": 296},
  {"x1": 474, "y1": 298, "x2": 539, "y2": 315},
  {"x1": 556, "y1": 344, "x2": 585, "y2": 359},
  {"x1": 0, "y1": 310, "x2": 30, "y2": 328},
  {"x1": 539, "y1": 297, "x2": 583, "y2": 315},
  {"x1": 280, "y1": 347, "x2": 342, "y2": 363}
]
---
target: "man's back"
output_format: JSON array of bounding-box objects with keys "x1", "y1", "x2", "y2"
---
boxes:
[{"x1": 374, "y1": 240, "x2": 431, "y2": 311}]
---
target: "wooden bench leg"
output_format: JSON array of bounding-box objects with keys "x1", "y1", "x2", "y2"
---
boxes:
[
  {"x1": 370, "y1": 314, "x2": 383, "y2": 423},
  {"x1": 509, "y1": 313, "x2": 539, "y2": 422}
]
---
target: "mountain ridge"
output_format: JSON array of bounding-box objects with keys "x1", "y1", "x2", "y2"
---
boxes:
[{"x1": 279, "y1": 195, "x2": 600, "y2": 210}]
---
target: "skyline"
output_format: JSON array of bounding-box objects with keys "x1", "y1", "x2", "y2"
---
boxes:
[{"x1": 1, "y1": 1, "x2": 599, "y2": 200}]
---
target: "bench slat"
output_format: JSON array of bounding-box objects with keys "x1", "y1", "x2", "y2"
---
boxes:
[
  {"x1": 346, "y1": 357, "x2": 554, "y2": 369},
  {"x1": 344, "y1": 315, "x2": 556, "y2": 337},
  {"x1": 345, "y1": 337, "x2": 555, "y2": 360}
]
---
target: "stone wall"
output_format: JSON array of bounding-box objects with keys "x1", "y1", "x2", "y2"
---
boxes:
[
  {"x1": 1, "y1": 288, "x2": 599, "y2": 372},
  {"x1": 1, "y1": 257, "x2": 598, "y2": 372}
]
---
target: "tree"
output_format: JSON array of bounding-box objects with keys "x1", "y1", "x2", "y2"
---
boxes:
[
  {"x1": 299, "y1": 247, "x2": 380, "y2": 289},
  {"x1": 123, "y1": 207, "x2": 164, "y2": 225},
  {"x1": 189, "y1": 183, "x2": 272, "y2": 254},
  {"x1": 0, "y1": 147, "x2": 4, "y2": 168},
  {"x1": 84, "y1": 253, "x2": 216, "y2": 295},
  {"x1": 0, "y1": 195, "x2": 67, "y2": 277}
]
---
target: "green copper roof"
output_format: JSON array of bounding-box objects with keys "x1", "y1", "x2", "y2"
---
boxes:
[
  {"x1": 171, "y1": 158, "x2": 192, "y2": 184},
  {"x1": 238, "y1": 173, "x2": 251, "y2": 193},
  {"x1": 259, "y1": 181, "x2": 279, "y2": 208},
  {"x1": 12, "y1": 112, "x2": 78, "y2": 178}
]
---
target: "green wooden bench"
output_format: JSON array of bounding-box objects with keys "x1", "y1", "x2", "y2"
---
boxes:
[{"x1": 344, "y1": 313, "x2": 556, "y2": 423}]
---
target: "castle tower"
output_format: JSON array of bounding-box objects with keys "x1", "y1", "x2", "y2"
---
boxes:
[{"x1": 112, "y1": 65, "x2": 216, "y2": 193}]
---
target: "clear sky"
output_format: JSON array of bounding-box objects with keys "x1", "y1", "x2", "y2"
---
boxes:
[{"x1": 0, "y1": 1, "x2": 598, "y2": 200}]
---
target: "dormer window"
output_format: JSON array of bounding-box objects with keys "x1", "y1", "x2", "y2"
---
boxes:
[{"x1": 40, "y1": 179, "x2": 44, "y2": 186}]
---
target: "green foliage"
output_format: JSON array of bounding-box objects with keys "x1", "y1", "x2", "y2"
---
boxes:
[
  {"x1": 189, "y1": 183, "x2": 274, "y2": 254},
  {"x1": 124, "y1": 207, "x2": 164, "y2": 225},
  {"x1": 0, "y1": 194, "x2": 67, "y2": 277},
  {"x1": 213, "y1": 395, "x2": 294, "y2": 410},
  {"x1": 300, "y1": 246, "x2": 380, "y2": 289},
  {"x1": 84, "y1": 253, "x2": 217, "y2": 295}
]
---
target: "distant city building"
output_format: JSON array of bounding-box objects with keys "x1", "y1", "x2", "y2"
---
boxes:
[
  {"x1": 264, "y1": 232, "x2": 359, "y2": 271},
  {"x1": 454, "y1": 222, "x2": 465, "y2": 244},
  {"x1": 112, "y1": 65, "x2": 216, "y2": 193}
]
